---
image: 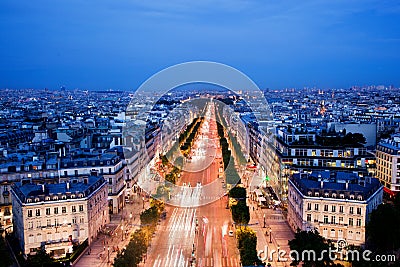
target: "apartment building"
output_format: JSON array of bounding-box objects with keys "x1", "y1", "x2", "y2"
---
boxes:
[
  {"x1": 11, "y1": 175, "x2": 108, "y2": 258},
  {"x1": 288, "y1": 171, "x2": 383, "y2": 246},
  {"x1": 376, "y1": 135, "x2": 400, "y2": 193}
]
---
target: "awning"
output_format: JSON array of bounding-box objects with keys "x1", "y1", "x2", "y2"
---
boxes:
[
  {"x1": 246, "y1": 165, "x2": 257, "y2": 169},
  {"x1": 383, "y1": 187, "x2": 396, "y2": 196}
]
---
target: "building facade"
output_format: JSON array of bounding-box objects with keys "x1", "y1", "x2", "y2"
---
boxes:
[
  {"x1": 11, "y1": 175, "x2": 108, "y2": 258},
  {"x1": 376, "y1": 135, "x2": 400, "y2": 193},
  {"x1": 288, "y1": 171, "x2": 383, "y2": 246}
]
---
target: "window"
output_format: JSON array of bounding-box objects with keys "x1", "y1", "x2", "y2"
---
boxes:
[
  {"x1": 37, "y1": 233, "x2": 42, "y2": 242},
  {"x1": 307, "y1": 203, "x2": 312, "y2": 210},
  {"x1": 330, "y1": 229, "x2": 335, "y2": 237},
  {"x1": 331, "y1": 216, "x2": 336, "y2": 224},
  {"x1": 324, "y1": 216, "x2": 328, "y2": 224},
  {"x1": 72, "y1": 217, "x2": 77, "y2": 224},
  {"x1": 348, "y1": 230, "x2": 354, "y2": 239},
  {"x1": 55, "y1": 218, "x2": 59, "y2": 226},
  {"x1": 46, "y1": 208, "x2": 51, "y2": 215},
  {"x1": 324, "y1": 205, "x2": 328, "y2": 212},
  {"x1": 28, "y1": 234, "x2": 34, "y2": 244},
  {"x1": 339, "y1": 217, "x2": 343, "y2": 223},
  {"x1": 331, "y1": 206, "x2": 336, "y2": 212},
  {"x1": 79, "y1": 217, "x2": 84, "y2": 224},
  {"x1": 357, "y1": 207, "x2": 362, "y2": 215},
  {"x1": 349, "y1": 218, "x2": 354, "y2": 226},
  {"x1": 47, "y1": 232, "x2": 52, "y2": 241},
  {"x1": 349, "y1": 207, "x2": 354, "y2": 214},
  {"x1": 338, "y1": 229, "x2": 344, "y2": 239},
  {"x1": 28, "y1": 210, "x2": 32, "y2": 217},
  {"x1": 109, "y1": 178, "x2": 113, "y2": 185},
  {"x1": 356, "y1": 219, "x2": 361, "y2": 227},
  {"x1": 36, "y1": 220, "x2": 41, "y2": 229},
  {"x1": 28, "y1": 221, "x2": 33, "y2": 229},
  {"x1": 79, "y1": 205, "x2": 84, "y2": 212},
  {"x1": 356, "y1": 231, "x2": 361, "y2": 241},
  {"x1": 339, "y1": 206, "x2": 344, "y2": 213},
  {"x1": 54, "y1": 207, "x2": 58, "y2": 214},
  {"x1": 307, "y1": 214, "x2": 312, "y2": 222},
  {"x1": 36, "y1": 209, "x2": 41, "y2": 216},
  {"x1": 315, "y1": 204, "x2": 319, "y2": 211},
  {"x1": 72, "y1": 206, "x2": 76, "y2": 213},
  {"x1": 62, "y1": 207, "x2": 67, "y2": 214},
  {"x1": 47, "y1": 219, "x2": 51, "y2": 227}
]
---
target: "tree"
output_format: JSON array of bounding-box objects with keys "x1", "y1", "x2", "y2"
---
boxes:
[
  {"x1": 288, "y1": 230, "x2": 338, "y2": 267},
  {"x1": 231, "y1": 200, "x2": 250, "y2": 225},
  {"x1": 236, "y1": 228, "x2": 263, "y2": 266},
  {"x1": 229, "y1": 187, "x2": 247, "y2": 199},
  {"x1": 0, "y1": 237, "x2": 13, "y2": 267},
  {"x1": 26, "y1": 248, "x2": 58, "y2": 267},
  {"x1": 366, "y1": 203, "x2": 400, "y2": 251},
  {"x1": 140, "y1": 206, "x2": 159, "y2": 227},
  {"x1": 113, "y1": 229, "x2": 147, "y2": 267}
]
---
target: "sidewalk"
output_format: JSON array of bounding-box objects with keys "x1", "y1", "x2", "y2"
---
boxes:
[
  {"x1": 248, "y1": 198, "x2": 294, "y2": 267},
  {"x1": 75, "y1": 194, "x2": 150, "y2": 267}
]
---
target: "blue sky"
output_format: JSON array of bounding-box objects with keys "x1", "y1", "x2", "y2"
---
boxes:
[{"x1": 1, "y1": 0, "x2": 399, "y2": 90}]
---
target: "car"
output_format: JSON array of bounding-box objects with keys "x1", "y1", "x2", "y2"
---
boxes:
[{"x1": 228, "y1": 230, "x2": 234, "y2": 237}]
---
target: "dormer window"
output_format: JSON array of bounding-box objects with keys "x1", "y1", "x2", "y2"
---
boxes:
[
  {"x1": 308, "y1": 191, "x2": 312, "y2": 196},
  {"x1": 339, "y1": 194, "x2": 344, "y2": 199},
  {"x1": 71, "y1": 194, "x2": 76, "y2": 199},
  {"x1": 350, "y1": 194, "x2": 355, "y2": 200},
  {"x1": 78, "y1": 193, "x2": 84, "y2": 198},
  {"x1": 45, "y1": 196, "x2": 50, "y2": 201},
  {"x1": 332, "y1": 193, "x2": 337, "y2": 198},
  {"x1": 27, "y1": 198, "x2": 32, "y2": 203},
  {"x1": 315, "y1": 192, "x2": 319, "y2": 197},
  {"x1": 357, "y1": 195, "x2": 363, "y2": 201},
  {"x1": 62, "y1": 195, "x2": 67, "y2": 200},
  {"x1": 35, "y1": 198, "x2": 40, "y2": 202},
  {"x1": 53, "y1": 196, "x2": 58, "y2": 201},
  {"x1": 324, "y1": 193, "x2": 329, "y2": 198}
]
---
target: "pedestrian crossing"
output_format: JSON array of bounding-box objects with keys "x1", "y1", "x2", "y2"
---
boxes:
[
  {"x1": 152, "y1": 256, "x2": 241, "y2": 267},
  {"x1": 197, "y1": 256, "x2": 241, "y2": 267}
]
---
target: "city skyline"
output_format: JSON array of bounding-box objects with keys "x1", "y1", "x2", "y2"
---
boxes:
[{"x1": 1, "y1": 0, "x2": 400, "y2": 90}]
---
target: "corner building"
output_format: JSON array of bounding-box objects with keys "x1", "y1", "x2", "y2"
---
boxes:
[
  {"x1": 11, "y1": 175, "x2": 108, "y2": 258},
  {"x1": 288, "y1": 171, "x2": 382, "y2": 246}
]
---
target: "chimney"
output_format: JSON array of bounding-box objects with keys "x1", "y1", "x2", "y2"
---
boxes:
[
  {"x1": 345, "y1": 181, "x2": 349, "y2": 190},
  {"x1": 320, "y1": 180, "x2": 324, "y2": 189},
  {"x1": 66, "y1": 182, "x2": 70, "y2": 190},
  {"x1": 41, "y1": 184, "x2": 45, "y2": 193}
]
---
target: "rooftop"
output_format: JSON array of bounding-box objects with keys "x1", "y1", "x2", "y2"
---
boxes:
[
  {"x1": 290, "y1": 171, "x2": 382, "y2": 201},
  {"x1": 11, "y1": 175, "x2": 106, "y2": 204}
]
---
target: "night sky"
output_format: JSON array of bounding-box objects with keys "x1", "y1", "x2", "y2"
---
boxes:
[{"x1": 1, "y1": 0, "x2": 400, "y2": 90}]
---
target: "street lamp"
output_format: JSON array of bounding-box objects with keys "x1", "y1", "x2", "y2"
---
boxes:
[
  {"x1": 107, "y1": 247, "x2": 110, "y2": 263},
  {"x1": 142, "y1": 197, "x2": 145, "y2": 209},
  {"x1": 129, "y1": 212, "x2": 133, "y2": 224},
  {"x1": 121, "y1": 226, "x2": 124, "y2": 241},
  {"x1": 269, "y1": 229, "x2": 272, "y2": 243},
  {"x1": 263, "y1": 214, "x2": 266, "y2": 228}
]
